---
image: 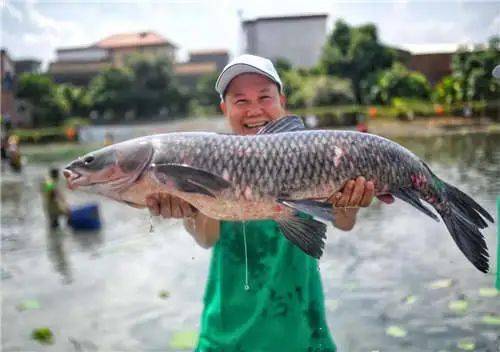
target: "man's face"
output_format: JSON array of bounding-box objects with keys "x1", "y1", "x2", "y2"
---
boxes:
[{"x1": 220, "y1": 73, "x2": 286, "y2": 135}]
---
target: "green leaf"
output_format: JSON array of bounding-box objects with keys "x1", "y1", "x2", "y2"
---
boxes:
[
  {"x1": 169, "y1": 330, "x2": 198, "y2": 350},
  {"x1": 457, "y1": 338, "x2": 475, "y2": 350},
  {"x1": 31, "y1": 327, "x2": 54, "y2": 345},
  {"x1": 385, "y1": 325, "x2": 407, "y2": 338},
  {"x1": 428, "y1": 279, "x2": 453, "y2": 289},
  {"x1": 17, "y1": 299, "x2": 40, "y2": 311},
  {"x1": 481, "y1": 314, "x2": 500, "y2": 325},
  {"x1": 478, "y1": 288, "x2": 498, "y2": 297},
  {"x1": 325, "y1": 299, "x2": 339, "y2": 312},
  {"x1": 448, "y1": 300, "x2": 468, "y2": 313},
  {"x1": 158, "y1": 290, "x2": 170, "y2": 299},
  {"x1": 404, "y1": 295, "x2": 417, "y2": 305}
]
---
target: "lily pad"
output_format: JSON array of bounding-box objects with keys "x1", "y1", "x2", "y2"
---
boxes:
[
  {"x1": 159, "y1": 290, "x2": 170, "y2": 299},
  {"x1": 478, "y1": 288, "x2": 498, "y2": 298},
  {"x1": 481, "y1": 314, "x2": 500, "y2": 325},
  {"x1": 448, "y1": 300, "x2": 468, "y2": 313},
  {"x1": 169, "y1": 330, "x2": 198, "y2": 350},
  {"x1": 17, "y1": 300, "x2": 40, "y2": 311},
  {"x1": 404, "y1": 295, "x2": 417, "y2": 305},
  {"x1": 31, "y1": 327, "x2": 54, "y2": 345},
  {"x1": 457, "y1": 338, "x2": 475, "y2": 350},
  {"x1": 385, "y1": 325, "x2": 407, "y2": 338},
  {"x1": 429, "y1": 279, "x2": 453, "y2": 289},
  {"x1": 325, "y1": 299, "x2": 338, "y2": 312}
]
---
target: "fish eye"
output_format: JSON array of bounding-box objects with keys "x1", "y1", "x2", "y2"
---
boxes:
[{"x1": 83, "y1": 155, "x2": 95, "y2": 165}]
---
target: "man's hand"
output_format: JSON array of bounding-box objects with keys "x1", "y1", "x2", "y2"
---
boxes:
[
  {"x1": 145, "y1": 193, "x2": 220, "y2": 248},
  {"x1": 145, "y1": 193, "x2": 197, "y2": 219},
  {"x1": 330, "y1": 176, "x2": 375, "y2": 209},
  {"x1": 328, "y1": 176, "x2": 375, "y2": 231}
]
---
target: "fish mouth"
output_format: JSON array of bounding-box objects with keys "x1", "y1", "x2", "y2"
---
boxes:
[{"x1": 63, "y1": 169, "x2": 101, "y2": 189}]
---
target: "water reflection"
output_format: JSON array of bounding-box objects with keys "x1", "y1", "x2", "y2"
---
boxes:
[{"x1": 46, "y1": 228, "x2": 72, "y2": 284}]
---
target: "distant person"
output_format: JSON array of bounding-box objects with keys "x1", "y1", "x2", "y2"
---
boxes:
[
  {"x1": 1, "y1": 118, "x2": 12, "y2": 160},
  {"x1": 144, "y1": 54, "x2": 379, "y2": 351},
  {"x1": 7, "y1": 134, "x2": 22, "y2": 171},
  {"x1": 42, "y1": 167, "x2": 70, "y2": 228}
]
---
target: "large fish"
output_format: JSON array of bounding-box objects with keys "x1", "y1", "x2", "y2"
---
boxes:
[{"x1": 64, "y1": 116, "x2": 493, "y2": 272}]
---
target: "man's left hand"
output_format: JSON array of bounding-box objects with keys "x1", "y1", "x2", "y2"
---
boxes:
[{"x1": 329, "y1": 176, "x2": 375, "y2": 208}]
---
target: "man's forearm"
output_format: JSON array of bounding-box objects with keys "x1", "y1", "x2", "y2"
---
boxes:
[
  {"x1": 333, "y1": 207, "x2": 359, "y2": 231},
  {"x1": 183, "y1": 212, "x2": 220, "y2": 248}
]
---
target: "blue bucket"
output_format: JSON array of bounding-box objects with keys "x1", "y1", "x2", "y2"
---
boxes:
[{"x1": 68, "y1": 204, "x2": 101, "y2": 230}]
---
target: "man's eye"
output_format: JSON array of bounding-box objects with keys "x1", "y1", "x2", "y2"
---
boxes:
[
  {"x1": 235, "y1": 100, "x2": 247, "y2": 105},
  {"x1": 260, "y1": 96, "x2": 271, "y2": 100}
]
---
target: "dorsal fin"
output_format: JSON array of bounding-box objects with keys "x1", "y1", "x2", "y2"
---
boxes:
[{"x1": 257, "y1": 115, "x2": 306, "y2": 134}]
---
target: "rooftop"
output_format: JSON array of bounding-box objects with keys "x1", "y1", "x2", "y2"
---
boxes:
[
  {"x1": 95, "y1": 31, "x2": 177, "y2": 49},
  {"x1": 242, "y1": 13, "x2": 328, "y2": 25}
]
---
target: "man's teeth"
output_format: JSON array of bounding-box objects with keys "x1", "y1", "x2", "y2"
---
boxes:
[{"x1": 245, "y1": 122, "x2": 268, "y2": 128}]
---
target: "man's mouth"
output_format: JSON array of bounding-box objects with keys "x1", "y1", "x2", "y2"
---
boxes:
[{"x1": 244, "y1": 121, "x2": 268, "y2": 129}]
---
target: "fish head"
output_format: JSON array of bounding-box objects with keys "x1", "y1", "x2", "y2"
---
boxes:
[{"x1": 63, "y1": 139, "x2": 153, "y2": 196}]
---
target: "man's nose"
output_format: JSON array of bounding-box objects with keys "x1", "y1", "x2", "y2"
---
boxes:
[{"x1": 246, "y1": 102, "x2": 263, "y2": 117}]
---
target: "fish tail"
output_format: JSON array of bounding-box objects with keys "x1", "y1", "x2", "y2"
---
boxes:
[{"x1": 432, "y1": 175, "x2": 493, "y2": 273}]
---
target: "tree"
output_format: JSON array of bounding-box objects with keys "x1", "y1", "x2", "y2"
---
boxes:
[
  {"x1": 451, "y1": 36, "x2": 500, "y2": 101},
  {"x1": 16, "y1": 73, "x2": 68, "y2": 127},
  {"x1": 320, "y1": 20, "x2": 396, "y2": 104},
  {"x1": 368, "y1": 63, "x2": 431, "y2": 104},
  {"x1": 88, "y1": 54, "x2": 188, "y2": 121},
  {"x1": 194, "y1": 72, "x2": 220, "y2": 108}
]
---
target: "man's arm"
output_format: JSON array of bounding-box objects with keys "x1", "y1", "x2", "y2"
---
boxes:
[{"x1": 146, "y1": 193, "x2": 220, "y2": 248}]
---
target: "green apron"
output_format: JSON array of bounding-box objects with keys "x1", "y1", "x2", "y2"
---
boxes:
[{"x1": 196, "y1": 219, "x2": 336, "y2": 352}]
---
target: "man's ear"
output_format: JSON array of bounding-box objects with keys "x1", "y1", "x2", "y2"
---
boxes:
[
  {"x1": 220, "y1": 101, "x2": 227, "y2": 115},
  {"x1": 279, "y1": 94, "x2": 286, "y2": 108}
]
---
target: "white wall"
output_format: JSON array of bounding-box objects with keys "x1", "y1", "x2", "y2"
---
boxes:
[
  {"x1": 243, "y1": 17, "x2": 327, "y2": 68},
  {"x1": 57, "y1": 47, "x2": 108, "y2": 62}
]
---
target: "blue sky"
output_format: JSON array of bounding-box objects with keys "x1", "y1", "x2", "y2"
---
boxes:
[{"x1": 2, "y1": 0, "x2": 499, "y2": 68}]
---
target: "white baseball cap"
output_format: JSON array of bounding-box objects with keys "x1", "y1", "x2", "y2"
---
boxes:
[{"x1": 215, "y1": 54, "x2": 283, "y2": 98}]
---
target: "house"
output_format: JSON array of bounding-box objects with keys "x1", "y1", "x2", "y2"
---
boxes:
[
  {"x1": 406, "y1": 53, "x2": 453, "y2": 85},
  {"x1": 174, "y1": 49, "x2": 229, "y2": 90},
  {"x1": 14, "y1": 59, "x2": 41, "y2": 75},
  {"x1": 1, "y1": 49, "x2": 24, "y2": 126},
  {"x1": 241, "y1": 14, "x2": 328, "y2": 68},
  {"x1": 48, "y1": 31, "x2": 177, "y2": 86}
]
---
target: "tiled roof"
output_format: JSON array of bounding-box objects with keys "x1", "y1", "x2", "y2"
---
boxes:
[
  {"x1": 96, "y1": 31, "x2": 177, "y2": 49},
  {"x1": 174, "y1": 62, "x2": 217, "y2": 76},
  {"x1": 190, "y1": 49, "x2": 228, "y2": 55}
]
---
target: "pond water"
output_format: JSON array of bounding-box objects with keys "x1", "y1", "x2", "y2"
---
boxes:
[{"x1": 2, "y1": 132, "x2": 499, "y2": 351}]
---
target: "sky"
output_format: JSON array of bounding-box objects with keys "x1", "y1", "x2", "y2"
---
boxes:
[{"x1": 1, "y1": 0, "x2": 499, "y2": 68}]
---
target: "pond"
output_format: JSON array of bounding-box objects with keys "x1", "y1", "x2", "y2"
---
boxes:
[{"x1": 2, "y1": 132, "x2": 499, "y2": 351}]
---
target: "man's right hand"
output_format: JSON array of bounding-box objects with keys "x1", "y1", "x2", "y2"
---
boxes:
[{"x1": 145, "y1": 193, "x2": 197, "y2": 219}]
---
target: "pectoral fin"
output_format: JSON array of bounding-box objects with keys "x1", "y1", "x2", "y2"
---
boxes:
[
  {"x1": 278, "y1": 199, "x2": 335, "y2": 223},
  {"x1": 276, "y1": 214, "x2": 327, "y2": 259},
  {"x1": 153, "y1": 163, "x2": 232, "y2": 198}
]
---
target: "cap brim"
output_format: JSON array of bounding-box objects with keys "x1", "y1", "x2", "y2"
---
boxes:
[{"x1": 215, "y1": 63, "x2": 281, "y2": 96}]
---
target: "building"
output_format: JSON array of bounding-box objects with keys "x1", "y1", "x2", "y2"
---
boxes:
[
  {"x1": 1, "y1": 49, "x2": 22, "y2": 126},
  {"x1": 49, "y1": 31, "x2": 177, "y2": 85},
  {"x1": 241, "y1": 14, "x2": 328, "y2": 68},
  {"x1": 14, "y1": 59, "x2": 41, "y2": 75},
  {"x1": 406, "y1": 53, "x2": 453, "y2": 85},
  {"x1": 174, "y1": 49, "x2": 229, "y2": 90}
]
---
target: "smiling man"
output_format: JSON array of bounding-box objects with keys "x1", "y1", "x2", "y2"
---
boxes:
[{"x1": 146, "y1": 54, "x2": 375, "y2": 351}]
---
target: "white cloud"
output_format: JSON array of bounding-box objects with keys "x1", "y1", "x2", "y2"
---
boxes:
[{"x1": 2, "y1": 0, "x2": 23, "y2": 22}]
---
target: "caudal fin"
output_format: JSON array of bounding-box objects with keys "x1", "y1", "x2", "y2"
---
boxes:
[{"x1": 438, "y1": 181, "x2": 493, "y2": 273}]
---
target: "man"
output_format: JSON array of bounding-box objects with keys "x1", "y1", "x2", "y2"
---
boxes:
[
  {"x1": 42, "y1": 167, "x2": 70, "y2": 228},
  {"x1": 146, "y1": 55, "x2": 375, "y2": 351}
]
